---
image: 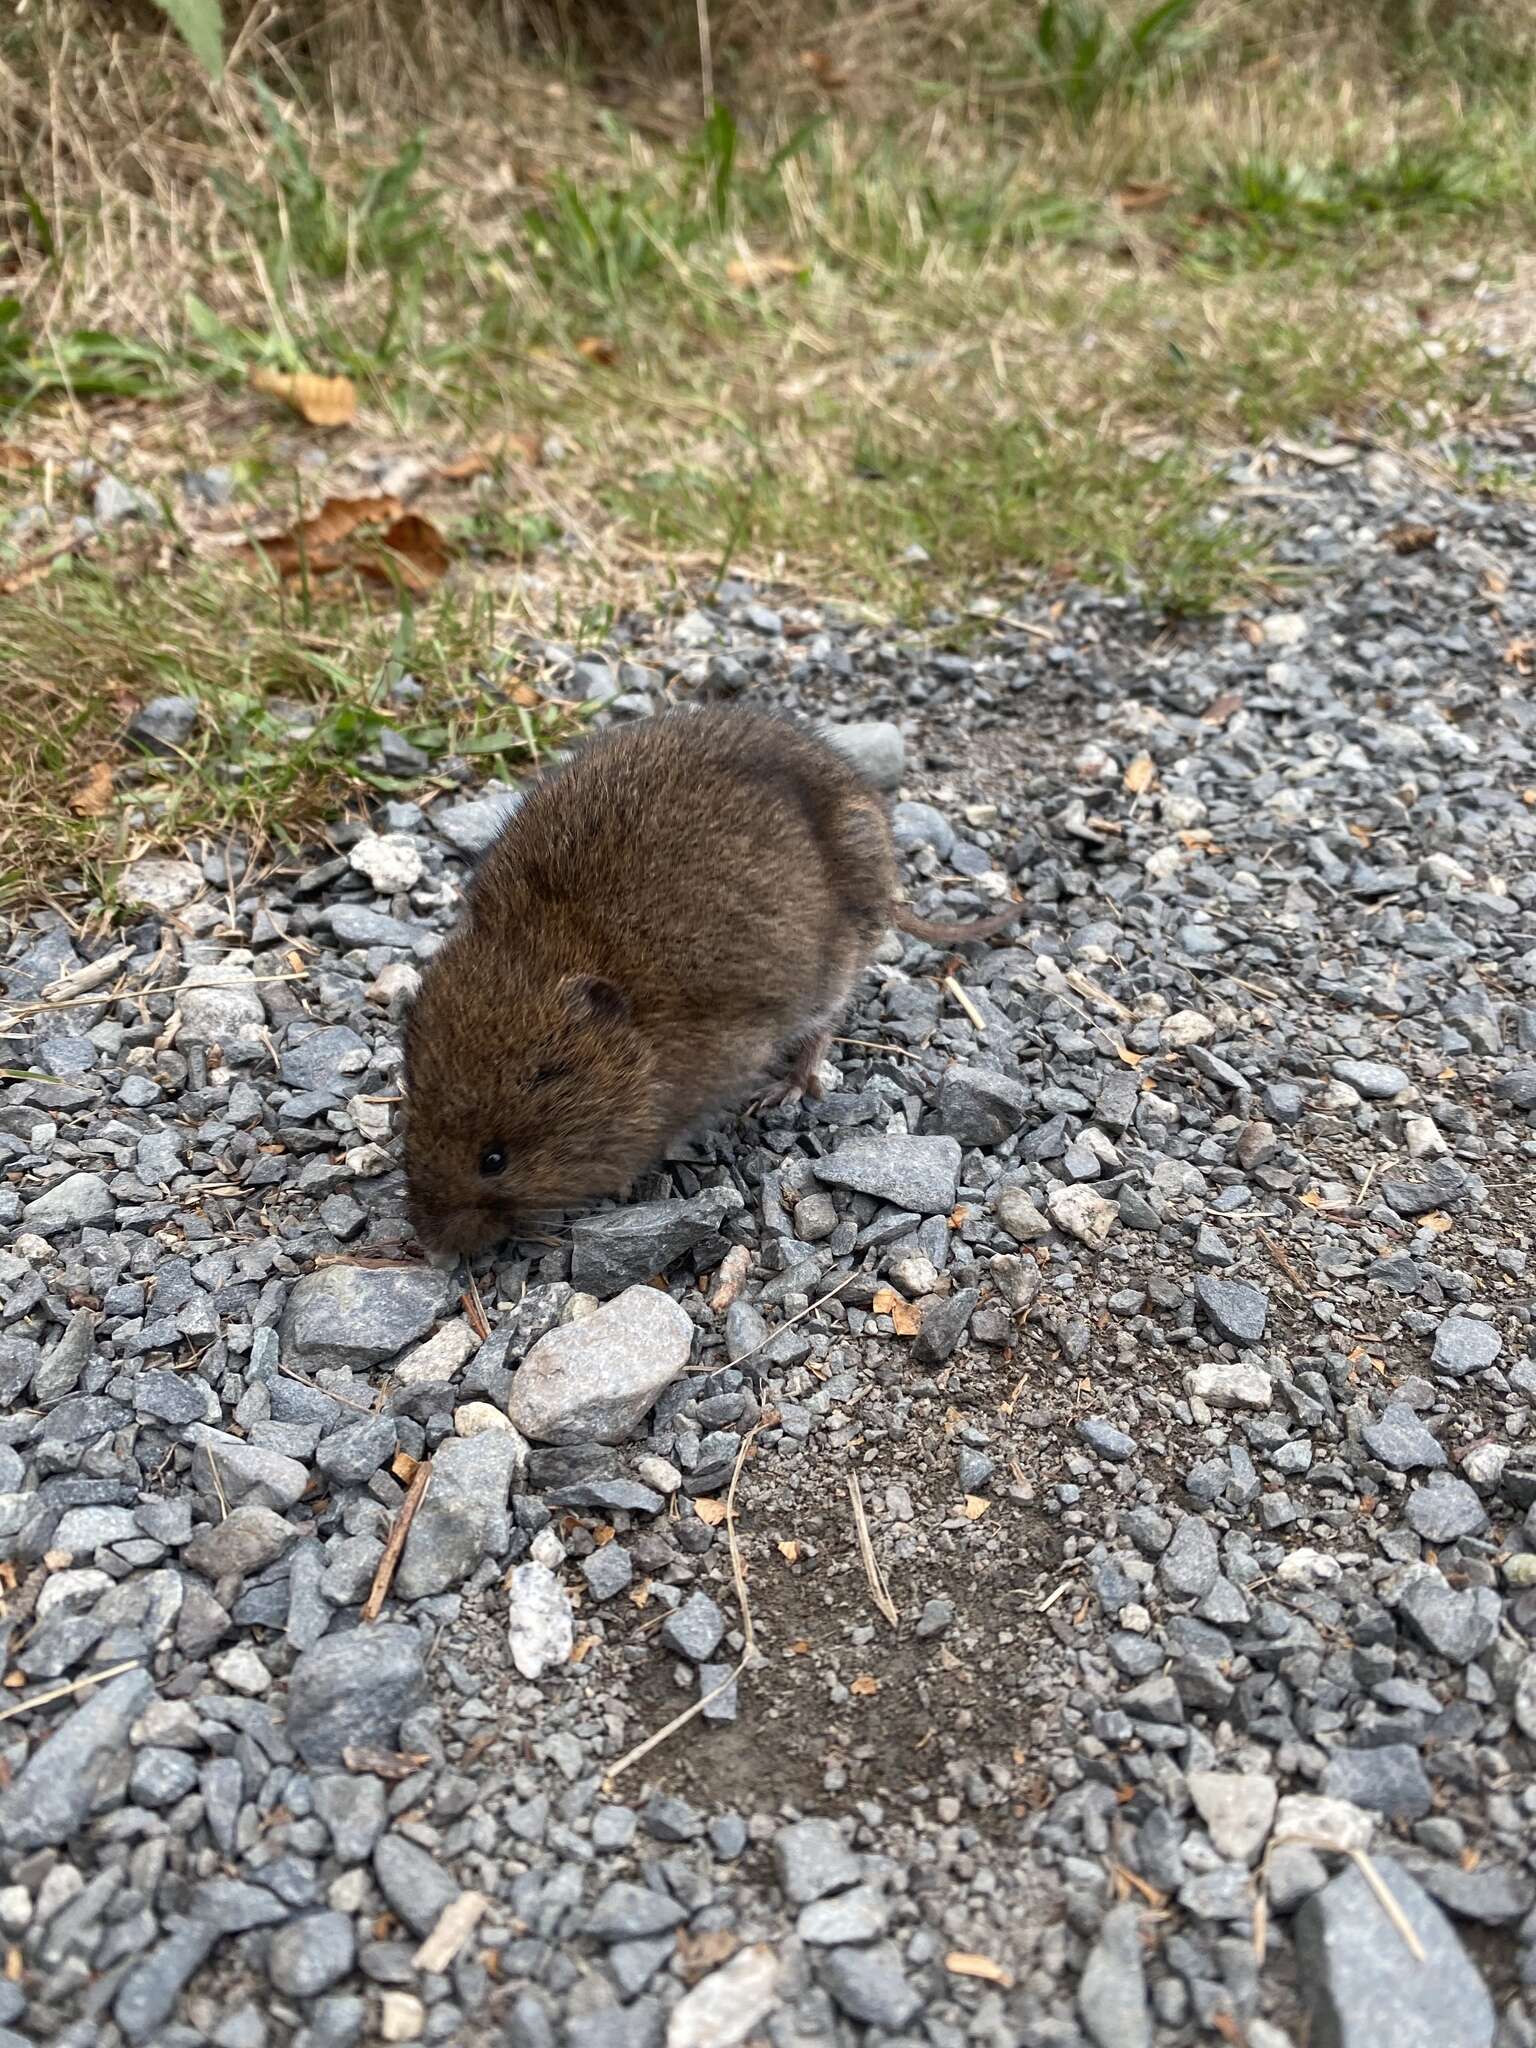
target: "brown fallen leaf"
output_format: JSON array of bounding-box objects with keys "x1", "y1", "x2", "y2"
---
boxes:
[
  {"x1": 627, "y1": 1577, "x2": 653, "y2": 1609},
  {"x1": 777, "y1": 1539, "x2": 802, "y2": 1563},
  {"x1": 1202, "y1": 689, "x2": 1244, "y2": 726},
  {"x1": 1123, "y1": 752, "x2": 1156, "y2": 795},
  {"x1": 1505, "y1": 637, "x2": 1533, "y2": 675},
  {"x1": 945, "y1": 1952, "x2": 1016, "y2": 1989},
  {"x1": 246, "y1": 494, "x2": 403, "y2": 577},
  {"x1": 693, "y1": 1496, "x2": 729, "y2": 1527},
  {"x1": 69, "y1": 762, "x2": 115, "y2": 817},
  {"x1": 1420, "y1": 1210, "x2": 1453, "y2": 1233},
  {"x1": 0, "y1": 444, "x2": 38, "y2": 471},
  {"x1": 709, "y1": 1243, "x2": 753, "y2": 1313},
  {"x1": 569, "y1": 1635, "x2": 599, "y2": 1665},
  {"x1": 355, "y1": 513, "x2": 451, "y2": 597},
  {"x1": 676, "y1": 1927, "x2": 737, "y2": 1984},
  {"x1": 1114, "y1": 1044, "x2": 1143, "y2": 1068},
  {"x1": 390, "y1": 1449, "x2": 419, "y2": 1483},
  {"x1": 342, "y1": 1746, "x2": 431, "y2": 1779},
  {"x1": 1116, "y1": 180, "x2": 1177, "y2": 213},
  {"x1": 436, "y1": 429, "x2": 544, "y2": 481},
  {"x1": 575, "y1": 335, "x2": 619, "y2": 366},
  {"x1": 248, "y1": 365, "x2": 358, "y2": 428},
  {"x1": 961, "y1": 1495, "x2": 990, "y2": 1520},
  {"x1": 800, "y1": 46, "x2": 849, "y2": 89},
  {"x1": 1385, "y1": 522, "x2": 1437, "y2": 555},
  {"x1": 726, "y1": 251, "x2": 802, "y2": 290},
  {"x1": 872, "y1": 1285, "x2": 922, "y2": 1338},
  {"x1": 786, "y1": 1638, "x2": 811, "y2": 1655},
  {"x1": 849, "y1": 1673, "x2": 880, "y2": 1696}
]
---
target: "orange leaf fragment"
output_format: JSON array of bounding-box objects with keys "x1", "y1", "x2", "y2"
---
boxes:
[
  {"x1": 248, "y1": 365, "x2": 357, "y2": 427},
  {"x1": 1123, "y1": 752, "x2": 1156, "y2": 794},
  {"x1": 575, "y1": 335, "x2": 619, "y2": 366},
  {"x1": 694, "y1": 1496, "x2": 729, "y2": 1527},
  {"x1": 777, "y1": 1539, "x2": 801, "y2": 1563},
  {"x1": 0, "y1": 444, "x2": 38, "y2": 472},
  {"x1": 961, "y1": 1495, "x2": 990, "y2": 1520},
  {"x1": 69, "y1": 762, "x2": 115, "y2": 817},
  {"x1": 850, "y1": 1673, "x2": 880, "y2": 1697},
  {"x1": 355, "y1": 513, "x2": 451, "y2": 596},
  {"x1": 1116, "y1": 181, "x2": 1177, "y2": 214}
]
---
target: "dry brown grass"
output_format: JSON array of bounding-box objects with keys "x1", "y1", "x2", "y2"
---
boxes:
[{"x1": 0, "y1": 0, "x2": 1533, "y2": 894}]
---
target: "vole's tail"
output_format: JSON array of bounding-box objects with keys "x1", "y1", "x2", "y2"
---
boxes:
[{"x1": 894, "y1": 900, "x2": 1023, "y2": 945}]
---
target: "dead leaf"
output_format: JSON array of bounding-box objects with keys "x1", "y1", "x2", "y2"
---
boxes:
[
  {"x1": 1484, "y1": 566, "x2": 1509, "y2": 596},
  {"x1": 569, "y1": 1635, "x2": 599, "y2": 1664},
  {"x1": 1347, "y1": 822, "x2": 1373, "y2": 847},
  {"x1": 1114, "y1": 1044, "x2": 1143, "y2": 1068},
  {"x1": 68, "y1": 762, "x2": 114, "y2": 817},
  {"x1": 1202, "y1": 690, "x2": 1244, "y2": 726},
  {"x1": 391, "y1": 1449, "x2": 419, "y2": 1483},
  {"x1": 693, "y1": 1497, "x2": 729, "y2": 1527},
  {"x1": 1385, "y1": 522, "x2": 1437, "y2": 555},
  {"x1": 246, "y1": 494, "x2": 403, "y2": 577},
  {"x1": 355, "y1": 513, "x2": 451, "y2": 597},
  {"x1": 248, "y1": 365, "x2": 357, "y2": 428},
  {"x1": 1505, "y1": 637, "x2": 1533, "y2": 675},
  {"x1": 1116, "y1": 181, "x2": 1177, "y2": 213},
  {"x1": 575, "y1": 335, "x2": 619, "y2": 366},
  {"x1": 945, "y1": 1952, "x2": 1016, "y2": 1989},
  {"x1": 1239, "y1": 618, "x2": 1264, "y2": 647},
  {"x1": 1123, "y1": 752, "x2": 1156, "y2": 795},
  {"x1": 2, "y1": 1948, "x2": 18, "y2": 1984},
  {"x1": 787, "y1": 1638, "x2": 811, "y2": 1655},
  {"x1": 709, "y1": 1244, "x2": 753, "y2": 1312},
  {"x1": 1421, "y1": 1211, "x2": 1453, "y2": 1233},
  {"x1": 726, "y1": 251, "x2": 802, "y2": 290},
  {"x1": 436, "y1": 429, "x2": 543, "y2": 481},
  {"x1": 341, "y1": 1746, "x2": 431, "y2": 1779},
  {"x1": 676, "y1": 1928, "x2": 737, "y2": 1983},
  {"x1": 627, "y1": 1578, "x2": 652, "y2": 1609},
  {"x1": 0, "y1": 444, "x2": 37, "y2": 472},
  {"x1": 849, "y1": 1673, "x2": 880, "y2": 1696},
  {"x1": 961, "y1": 1495, "x2": 990, "y2": 1520},
  {"x1": 777, "y1": 1539, "x2": 802, "y2": 1563},
  {"x1": 872, "y1": 1285, "x2": 922, "y2": 1337},
  {"x1": 800, "y1": 46, "x2": 849, "y2": 89}
]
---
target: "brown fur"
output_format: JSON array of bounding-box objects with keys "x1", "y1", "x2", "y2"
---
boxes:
[{"x1": 401, "y1": 707, "x2": 1018, "y2": 1253}]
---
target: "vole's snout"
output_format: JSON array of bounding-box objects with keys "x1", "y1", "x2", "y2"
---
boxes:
[{"x1": 408, "y1": 1199, "x2": 511, "y2": 1259}]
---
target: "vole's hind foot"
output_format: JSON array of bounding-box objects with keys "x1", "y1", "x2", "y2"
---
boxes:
[{"x1": 753, "y1": 1028, "x2": 831, "y2": 1112}]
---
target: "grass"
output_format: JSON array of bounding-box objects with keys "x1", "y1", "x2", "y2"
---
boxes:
[{"x1": 1, "y1": 0, "x2": 1535, "y2": 890}]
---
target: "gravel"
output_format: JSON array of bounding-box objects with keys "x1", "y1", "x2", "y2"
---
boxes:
[{"x1": 6, "y1": 454, "x2": 1536, "y2": 2044}]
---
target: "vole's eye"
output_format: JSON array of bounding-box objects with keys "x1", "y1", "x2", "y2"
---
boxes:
[{"x1": 479, "y1": 1144, "x2": 508, "y2": 1177}]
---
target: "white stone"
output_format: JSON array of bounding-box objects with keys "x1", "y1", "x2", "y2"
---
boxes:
[
  {"x1": 1187, "y1": 1771, "x2": 1278, "y2": 1865},
  {"x1": 506, "y1": 1562, "x2": 573, "y2": 1679},
  {"x1": 392, "y1": 1320, "x2": 478, "y2": 1388},
  {"x1": 349, "y1": 833, "x2": 424, "y2": 893},
  {"x1": 1273, "y1": 1793, "x2": 1372, "y2": 1854},
  {"x1": 454, "y1": 1402, "x2": 515, "y2": 1437},
  {"x1": 1261, "y1": 611, "x2": 1308, "y2": 646},
  {"x1": 1160, "y1": 1009, "x2": 1214, "y2": 1048},
  {"x1": 1046, "y1": 1183, "x2": 1116, "y2": 1251},
  {"x1": 1185, "y1": 1360, "x2": 1273, "y2": 1411},
  {"x1": 667, "y1": 1944, "x2": 782, "y2": 2048},
  {"x1": 118, "y1": 858, "x2": 203, "y2": 915},
  {"x1": 178, "y1": 956, "x2": 266, "y2": 1042}
]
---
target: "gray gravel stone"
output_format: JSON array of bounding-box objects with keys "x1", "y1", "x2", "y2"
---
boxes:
[
  {"x1": 0, "y1": 1667, "x2": 153, "y2": 1849},
  {"x1": 1398, "y1": 1572, "x2": 1500, "y2": 1664},
  {"x1": 507, "y1": 1285, "x2": 693, "y2": 1444},
  {"x1": 813, "y1": 1134, "x2": 960, "y2": 1213},
  {"x1": 1430, "y1": 1316, "x2": 1502, "y2": 1376},
  {"x1": 1193, "y1": 1274, "x2": 1268, "y2": 1345},
  {"x1": 1332, "y1": 1057, "x2": 1412, "y2": 1099},
  {"x1": 773, "y1": 1817, "x2": 861, "y2": 1904},
  {"x1": 570, "y1": 1187, "x2": 741, "y2": 1295},
  {"x1": 395, "y1": 1428, "x2": 522, "y2": 1598},
  {"x1": 267, "y1": 1910, "x2": 356, "y2": 1996},
  {"x1": 22, "y1": 1171, "x2": 115, "y2": 1233},
  {"x1": 822, "y1": 719, "x2": 905, "y2": 789},
  {"x1": 935, "y1": 1064, "x2": 1030, "y2": 1145},
  {"x1": 1078, "y1": 1901, "x2": 1152, "y2": 2048},
  {"x1": 659, "y1": 1590, "x2": 726, "y2": 1662},
  {"x1": 1296, "y1": 1857, "x2": 1493, "y2": 2048},
  {"x1": 1321, "y1": 1745, "x2": 1433, "y2": 1821},
  {"x1": 281, "y1": 1264, "x2": 452, "y2": 1371},
  {"x1": 286, "y1": 1624, "x2": 428, "y2": 1765},
  {"x1": 127, "y1": 694, "x2": 199, "y2": 754},
  {"x1": 817, "y1": 1942, "x2": 922, "y2": 2029},
  {"x1": 373, "y1": 1834, "x2": 461, "y2": 1937},
  {"x1": 1077, "y1": 1417, "x2": 1137, "y2": 1462},
  {"x1": 1404, "y1": 1478, "x2": 1487, "y2": 1543},
  {"x1": 1361, "y1": 1404, "x2": 1446, "y2": 1471}
]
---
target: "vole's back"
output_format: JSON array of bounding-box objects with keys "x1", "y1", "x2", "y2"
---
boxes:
[{"x1": 465, "y1": 707, "x2": 896, "y2": 1121}]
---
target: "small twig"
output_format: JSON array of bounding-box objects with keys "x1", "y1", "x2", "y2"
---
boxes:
[
  {"x1": 605, "y1": 1419, "x2": 762, "y2": 1785},
  {"x1": 832, "y1": 1036, "x2": 923, "y2": 1061},
  {"x1": 38, "y1": 945, "x2": 133, "y2": 1002},
  {"x1": 363, "y1": 1458, "x2": 432, "y2": 1622},
  {"x1": 694, "y1": 0, "x2": 714, "y2": 111},
  {"x1": 461, "y1": 1271, "x2": 491, "y2": 1342},
  {"x1": 943, "y1": 976, "x2": 987, "y2": 1032},
  {"x1": 1254, "y1": 1835, "x2": 1426, "y2": 1967},
  {"x1": 1, "y1": 970, "x2": 307, "y2": 1024},
  {"x1": 278, "y1": 1359, "x2": 376, "y2": 1416},
  {"x1": 1257, "y1": 1228, "x2": 1306, "y2": 1291},
  {"x1": 1037, "y1": 1580, "x2": 1075, "y2": 1613},
  {"x1": 697, "y1": 1269, "x2": 859, "y2": 1374},
  {"x1": 0, "y1": 1659, "x2": 141, "y2": 1724},
  {"x1": 847, "y1": 1473, "x2": 899, "y2": 1629},
  {"x1": 205, "y1": 1444, "x2": 229, "y2": 1523}
]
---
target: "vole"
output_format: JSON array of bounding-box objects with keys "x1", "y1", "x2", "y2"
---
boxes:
[{"x1": 402, "y1": 706, "x2": 1020, "y2": 1254}]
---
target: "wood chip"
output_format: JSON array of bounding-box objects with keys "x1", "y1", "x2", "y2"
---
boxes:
[
  {"x1": 412, "y1": 1890, "x2": 488, "y2": 1975},
  {"x1": 945, "y1": 1951, "x2": 1015, "y2": 1989}
]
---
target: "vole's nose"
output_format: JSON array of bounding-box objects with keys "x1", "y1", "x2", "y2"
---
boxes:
[{"x1": 408, "y1": 1201, "x2": 507, "y2": 1259}]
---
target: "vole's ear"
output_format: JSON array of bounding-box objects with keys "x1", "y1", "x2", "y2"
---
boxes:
[{"x1": 561, "y1": 974, "x2": 630, "y2": 1025}]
